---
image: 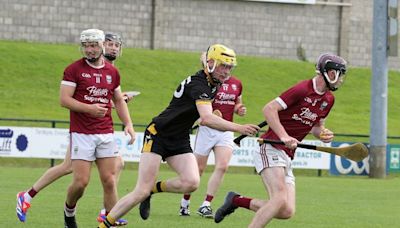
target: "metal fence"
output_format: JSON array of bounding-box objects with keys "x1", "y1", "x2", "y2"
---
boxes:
[
  {"x1": 2, "y1": 117, "x2": 399, "y2": 176},
  {"x1": 1, "y1": 118, "x2": 400, "y2": 140}
]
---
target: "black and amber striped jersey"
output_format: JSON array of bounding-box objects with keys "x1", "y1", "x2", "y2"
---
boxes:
[{"x1": 151, "y1": 70, "x2": 217, "y2": 137}]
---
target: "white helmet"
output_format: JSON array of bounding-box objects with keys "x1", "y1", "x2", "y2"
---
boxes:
[
  {"x1": 80, "y1": 29, "x2": 105, "y2": 43},
  {"x1": 80, "y1": 29, "x2": 105, "y2": 63}
]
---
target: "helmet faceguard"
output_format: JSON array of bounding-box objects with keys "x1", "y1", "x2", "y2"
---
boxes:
[
  {"x1": 316, "y1": 53, "x2": 347, "y2": 91},
  {"x1": 104, "y1": 32, "x2": 123, "y2": 62},
  {"x1": 80, "y1": 29, "x2": 105, "y2": 63},
  {"x1": 205, "y1": 44, "x2": 237, "y2": 85}
]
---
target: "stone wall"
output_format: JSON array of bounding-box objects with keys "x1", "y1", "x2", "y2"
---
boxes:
[
  {"x1": 0, "y1": 0, "x2": 153, "y2": 47},
  {"x1": 0, "y1": 0, "x2": 398, "y2": 68}
]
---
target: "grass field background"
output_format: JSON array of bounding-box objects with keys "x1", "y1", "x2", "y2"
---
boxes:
[
  {"x1": 1, "y1": 40, "x2": 400, "y2": 227},
  {"x1": 0, "y1": 40, "x2": 399, "y2": 141},
  {"x1": 1, "y1": 165, "x2": 399, "y2": 227}
]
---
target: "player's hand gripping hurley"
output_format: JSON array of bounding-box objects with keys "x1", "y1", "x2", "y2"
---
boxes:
[
  {"x1": 257, "y1": 138, "x2": 368, "y2": 162},
  {"x1": 234, "y1": 121, "x2": 268, "y2": 146}
]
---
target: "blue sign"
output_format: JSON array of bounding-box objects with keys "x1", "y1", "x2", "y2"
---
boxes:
[
  {"x1": 329, "y1": 142, "x2": 369, "y2": 175},
  {"x1": 16, "y1": 134, "x2": 28, "y2": 152},
  {"x1": 329, "y1": 141, "x2": 392, "y2": 175}
]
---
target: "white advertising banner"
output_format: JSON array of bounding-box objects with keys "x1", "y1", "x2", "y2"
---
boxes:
[
  {"x1": 291, "y1": 140, "x2": 331, "y2": 170},
  {"x1": 0, "y1": 126, "x2": 329, "y2": 169},
  {"x1": 207, "y1": 138, "x2": 330, "y2": 169},
  {"x1": 204, "y1": 137, "x2": 260, "y2": 167},
  {"x1": 0, "y1": 126, "x2": 144, "y2": 161},
  {"x1": 0, "y1": 126, "x2": 70, "y2": 159}
]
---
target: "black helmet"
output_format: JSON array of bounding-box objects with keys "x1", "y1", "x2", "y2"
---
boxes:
[
  {"x1": 104, "y1": 32, "x2": 122, "y2": 62},
  {"x1": 105, "y1": 32, "x2": 122, "y2": 44}
]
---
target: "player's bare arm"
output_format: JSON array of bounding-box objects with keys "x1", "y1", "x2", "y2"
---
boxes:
[
  {"x1": 234, "y1": 95, "x2": 246, "y2": 116},
  {"x1": 263, "y1": 100, "x2": 299, "y2": 149},
  {"x1": 60, "y1": 84, "x2": 107, "y2": 117},
  {"x1": 112, "y1": 88, "x2": 136, "y2": 145},
  {"x1": 197, "y1": 101, "x2": 259, "y2": 136}
]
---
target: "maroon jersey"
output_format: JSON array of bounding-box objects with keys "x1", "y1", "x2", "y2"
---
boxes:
[
  {"x1": 212, "y1": 76, "x2": 242, "y2": 122},
  {"x1": 61, "y1": 58, "x2": 120, "y2": 134},
  {"x1": 261, "y1": 79, "x2": 334, "y2": 159}
]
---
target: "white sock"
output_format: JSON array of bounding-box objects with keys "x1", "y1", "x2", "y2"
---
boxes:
[
  {"x1": 64, "y1": 204, "x2": 76, "y2": 217},
  {"x1": 23, "y1": 192, "x2": 32, "y2": 203},
  {"x1": 181, "y1": 199, "x2": 190, "y2": 208},
  {"x1": 201, "y1": 201, "x2": 211, "y2": 207}
]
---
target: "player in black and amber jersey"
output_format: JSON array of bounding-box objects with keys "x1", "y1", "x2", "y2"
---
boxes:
[{"x1": 99, "y1": 44, "x2": 260, "y2": 228}]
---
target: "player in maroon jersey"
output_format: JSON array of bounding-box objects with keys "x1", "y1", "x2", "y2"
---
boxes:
[
  {"x1": 214, "y1": 53, "x2": 347, "y2": 227},
  {"x1": 16, "y1": 31, "x2": 131, "y2": 226},
  {"x1": 179, "y1": 52, "x2": 247, "y2": 218},
  {"x1": 59, "y1": 29, "x2": 135, "y2": 228}
]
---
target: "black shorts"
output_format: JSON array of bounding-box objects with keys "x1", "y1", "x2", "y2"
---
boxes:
[{"x1": 142, "y1": 123, "x2": 192, "y2": 160}]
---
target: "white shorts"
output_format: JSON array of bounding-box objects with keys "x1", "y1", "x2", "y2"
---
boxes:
[
  {"x1": 254, "y1": 143, "x2": 295, "y2": 185},
  {"x1": 193, "y1": 125, "x2": 234, "y2": 156},
  {"x1": 70, "y1": 132, "x2": 119, "y2": 161}
]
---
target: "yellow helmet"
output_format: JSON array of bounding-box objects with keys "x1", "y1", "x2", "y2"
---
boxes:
[{"x1": 206, "y1": 44, "x2": 237, "y2": 68}]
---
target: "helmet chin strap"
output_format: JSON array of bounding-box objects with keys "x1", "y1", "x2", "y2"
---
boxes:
[
  {"x1": 206, "y1": 61, "x2": 217, "y2": 73},
  {"x1": 81, "y1": 44, "x2": 105, "y2": 63},
  {"x1": 205, "y1": 61, "x2": 220, "y2": 86},
  {"x1": 323, "y1": 71, "x2": 340, "y2": 91},
  {"x1": 104, "y1": 54, "x2": 116, "y2": 61},
  {"x1": 86, "y1": 57, "x2": 98, "y2": 62},
  {"x1": 204, "y1": 69, "x2": 220, "y2": 86},
  {"x1": 86, "y1": 53, "x2": 102, "y2": 63}
]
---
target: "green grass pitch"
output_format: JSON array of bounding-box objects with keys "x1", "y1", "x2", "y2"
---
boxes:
[{"x1": 2, "y1": 164, "x2": 399, "y2": 227}]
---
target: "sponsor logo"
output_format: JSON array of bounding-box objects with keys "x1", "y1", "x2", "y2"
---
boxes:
[
  {"x1": 16, "y1": 134, "x2": 28, "y2": 152},
  {"x1": 81, "y1": 73, "x2": 91, "y2": 78},
  {"x1": 216, "y1": 92, "x2": 236, "y2": 101},
  {"x1": 299, "y1": 107, "x2": 317, "y2": 121},
  {"x1": 0, "y1": 129, "x2": 13, "y2": 152},
  {"x1": 214, "y1": 99, "x2": 235, "y2": 105},
  {"x1": 0, "y1": 129, "x2": 28, "y2": 153},
  {"x1": 222, "y1": 84, "x2": 229, "y2": 91},
  {"x1": 0, "y1": 129, "x2": 13, "y2": 138},
  {"x1": 331, "y1": 155, "x2": 369, "y2": 175},
  {"x1": 390, "y1": 147, "x2": 400, "y2": 169},
  {"x1": 330, "y1": 142, "x2": 369, "y2": 175},
  {"x1": 199, "y1": 93, "x2": 209, "y2": 99},
  {"x1": 291, "y1": 107, "x2": 318, "y2": 126},
  {"x1": 83, "y1": 95, "x2": 109, "y2": 103},
  {"x1": 87, "y1": 86, "x2": 108, "y2": 96},
  {"x1": 304, "y1": 97, "x2": 321, "y2": 106},
  {"x1": 144, "y1": 135, "x2": 152, "y2": 145}
]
